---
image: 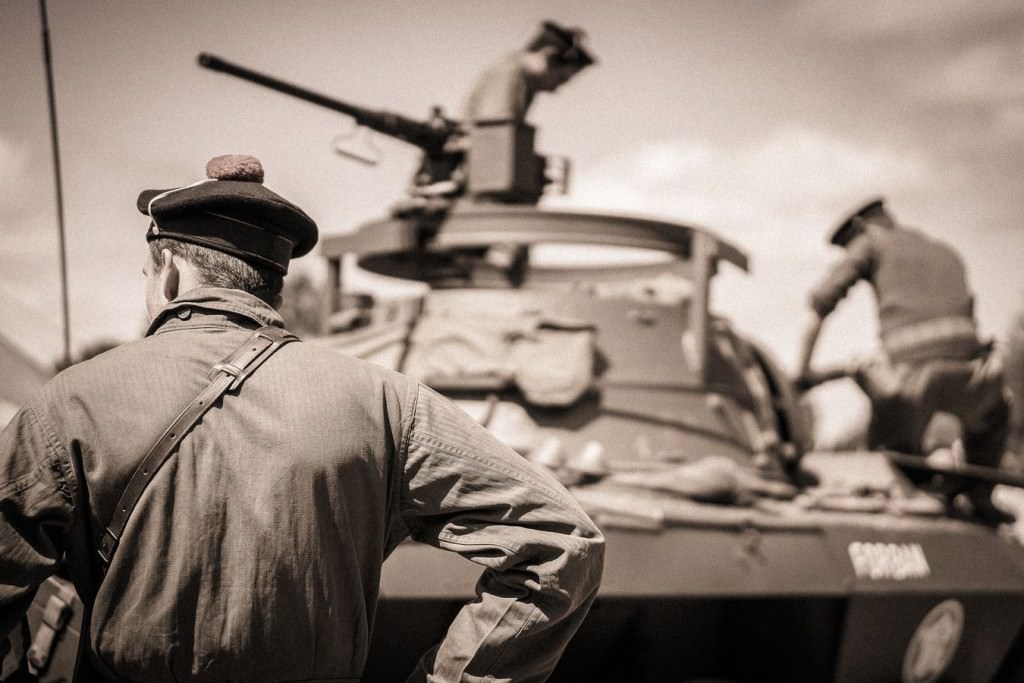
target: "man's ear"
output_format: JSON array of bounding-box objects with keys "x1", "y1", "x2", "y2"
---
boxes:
[{"x1": 160, "y1": 249, "x2": 180, "y2": 302}]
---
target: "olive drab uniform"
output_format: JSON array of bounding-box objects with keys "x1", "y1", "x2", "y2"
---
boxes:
[
  {"x1": 810, "y1": 223, "x2": 1009, "y2": 475},
  {"x1": 0, "y1": 289, "x2": 604, "y2": 681},
  {"x1": 0, "y1": 154, "x2": 604, "y2": 681}
]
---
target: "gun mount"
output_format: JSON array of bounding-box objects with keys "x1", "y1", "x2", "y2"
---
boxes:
[{"x1": 198, "y1": 53, "x2": 555, "y2": 208}]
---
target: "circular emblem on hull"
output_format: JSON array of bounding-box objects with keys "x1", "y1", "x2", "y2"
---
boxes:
[{"x1": 902, "y1": 599, "x2": 965, "y2": 683}]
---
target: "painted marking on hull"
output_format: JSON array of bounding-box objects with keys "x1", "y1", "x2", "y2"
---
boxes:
[{"x1": 848, "y1": 541, "x2": 931, "y2": 581}]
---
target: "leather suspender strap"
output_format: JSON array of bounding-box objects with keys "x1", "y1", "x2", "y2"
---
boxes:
[{"x1": 96, "y1": 326, "x2": 299, "y2": 570}]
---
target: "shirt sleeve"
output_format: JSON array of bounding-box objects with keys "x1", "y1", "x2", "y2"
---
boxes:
[
  {"x1": 400, "y1": 385, "x2": 604, "y2": 683},
  {"x1": 463, "y1": 53, "x2": 531, "y2": 124},
  {"x1": 0, "y1": 402, "x2": 75, "y2": 673},
  {"x1": 809, "y1": 234, "x2": 875, "y2": 318}
]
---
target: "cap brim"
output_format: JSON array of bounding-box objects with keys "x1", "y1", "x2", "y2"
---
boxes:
[
  {"x1": 137, "y1": 188, "x2": 174, "y2": 215},
  {"x1": 830, "y1": 197, "x2": 884, "y2": 246},
  {"x1": 137, "y1": 181, "x2": 318, "y2": 258}
]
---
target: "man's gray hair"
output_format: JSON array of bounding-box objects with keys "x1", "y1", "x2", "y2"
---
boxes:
[{"x1": 149, "y1": 238, "x2": 283, "y2": 307}]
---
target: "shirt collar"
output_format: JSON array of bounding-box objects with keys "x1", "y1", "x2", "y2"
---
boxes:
[{"x1": 146, "y1": 287, "x2": 284, "y2": 336}]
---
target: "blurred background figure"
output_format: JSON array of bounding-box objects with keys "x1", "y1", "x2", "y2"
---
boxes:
[
  {"x1": 397, "y1": 19, "x2": 595, "y2": 204},
  {"x1": 462, "y1": 19, "x2": 595, "y2": 126},
  {"x1": 1003, "y1": 305, "x2": 1024, "y2": 471},
  {"x1": 796, "y1": 198, "x2": 1012, "y2": 524}
]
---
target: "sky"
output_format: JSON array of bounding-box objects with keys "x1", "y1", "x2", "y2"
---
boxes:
[{"x1": 3, "y1": 0, "x2": 1024, "y2": 380}]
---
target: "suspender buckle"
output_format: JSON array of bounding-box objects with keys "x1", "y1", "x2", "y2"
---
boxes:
[
  {"x1": 210, "y1": 362, "x2": 243, "y2": 381},
  {"x1": 97, "y1": 528, "x2": 119, "y2": 567},
  {"x1": 98, "y1": 326, "x2": 298, "y2": 570}
]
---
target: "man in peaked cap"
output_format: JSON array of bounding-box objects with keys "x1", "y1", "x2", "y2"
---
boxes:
[
  {"x1": 463, "y1": 19, "x2": 595, "y2": 125},
  {"x1": 139, "y1": 153, "x2": 318, "y2": 277},
  {"x1": 796, "y1": 197, "x2": 1012, "y2": 525},
  {"x1": 0, "y1": 155, "x2": 602, "y2": 681}
]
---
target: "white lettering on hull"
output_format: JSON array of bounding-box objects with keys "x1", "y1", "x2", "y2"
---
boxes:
[{"x1": 847, "y1": 541, "x2": 931, "y2": 580}]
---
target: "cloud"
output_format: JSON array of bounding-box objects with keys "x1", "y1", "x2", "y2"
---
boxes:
[
  {"x1": 794, "y1": 0, "x2": 1024, "y2": 40},
  {"x1": 552, "y1": 125, "x2": 936, "y2": 251},
  {"x1": 904, "y1": 37, "x2": 1024, "y2": 147},
  {"x1": 911, "y1": 40, "x2": 1024, "y2": 104},
  {"x1": 794, "y1": 3, "x2": 1024, "y2": 146},
  {"x1": 994, "y1": 103, "x2": 1024, "y2": 139}
]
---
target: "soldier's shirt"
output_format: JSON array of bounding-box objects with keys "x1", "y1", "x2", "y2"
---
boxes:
[{"x1": 0, "y1": 287, "x2": 603, "y2": 682}]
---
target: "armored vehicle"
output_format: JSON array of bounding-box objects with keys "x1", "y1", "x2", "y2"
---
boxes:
[
  {"x1": 21, "y1": 50, "x2": 1023, "y2": 683},
  {"x1": 316, "y1": 202, "x2": 1024, "y2": 683},
  {"x1": 194, "y1": 54, "x2": 1024, "y2": 682}
]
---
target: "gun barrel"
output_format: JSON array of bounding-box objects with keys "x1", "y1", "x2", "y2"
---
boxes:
[{"x1": 197, "y1": 53, "x2": 450, "y2": 152}]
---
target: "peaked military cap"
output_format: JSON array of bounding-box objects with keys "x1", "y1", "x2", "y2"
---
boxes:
[
  {"x1": 528, "y1": 20, "x2": 595, "y2": 67},
  {"x1": 137, "y1": 154, "x2": 318, "y2": 273},
  {"x1": 830, "y1": 196, "x2": 886, "y2": 247}
]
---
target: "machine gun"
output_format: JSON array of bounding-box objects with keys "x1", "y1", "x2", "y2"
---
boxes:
[
  {"x1": 198, "y1": 53, "x2": 462, "y2": 193},
  {"x1": 198, "y1": 53, "x2": 553, "y2": 205}
]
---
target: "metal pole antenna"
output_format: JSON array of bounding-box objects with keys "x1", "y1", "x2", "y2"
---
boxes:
[{"x1": 39, "y1": 0, "x2": 72, "y2": 367}]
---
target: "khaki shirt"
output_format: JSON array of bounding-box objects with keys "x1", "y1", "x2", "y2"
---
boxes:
[
  {"x1": 810, "y1": 225, "x2": 980, "y2": 362},
  {"x1": 462, "y1": 51, "x2": 534, "y2": 124},
  {"x1": 0, "y1": 288, "x2": 603, "y2": 682}
]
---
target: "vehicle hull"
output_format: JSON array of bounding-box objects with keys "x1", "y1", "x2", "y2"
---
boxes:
[{"x1": 366, "y1": 516, "x2": 1024, "y2": 682}]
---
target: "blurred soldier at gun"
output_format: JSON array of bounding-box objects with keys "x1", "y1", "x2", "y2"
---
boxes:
[
  {"x1": 198, "y1": 22, "x2": 594, "y2": 207},
  {"x1": 455, "y1": 19, "x2": 595, "y2": 205},
  {"x1": 796, "y1": 198, "x2": 1013, "y2": 525},
  {"x1": 462, "y1": 20, "x2": 595, "y2": 126}
]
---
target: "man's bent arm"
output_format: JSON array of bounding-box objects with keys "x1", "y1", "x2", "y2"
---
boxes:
[
  {"x1": 400, "y1": 386, "x2": 604, "y2": 683},
  {"x1": 808, "y1": 235, "x2": 873, "y2": 321},
  {"x1": 797, "y1": 311, "x2": 824, "y2": 379}
]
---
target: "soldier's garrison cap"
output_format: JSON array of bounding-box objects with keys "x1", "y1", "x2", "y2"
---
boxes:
[
  {"x1": 830, "y1": 196, "x2": 886, "y2": 247},
  {"x1": 528, "y1": 20, "x2": 595, "y2": 67},
  {"x1": 137, "y1": 154, "x2": 318, "y2": 274}
]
